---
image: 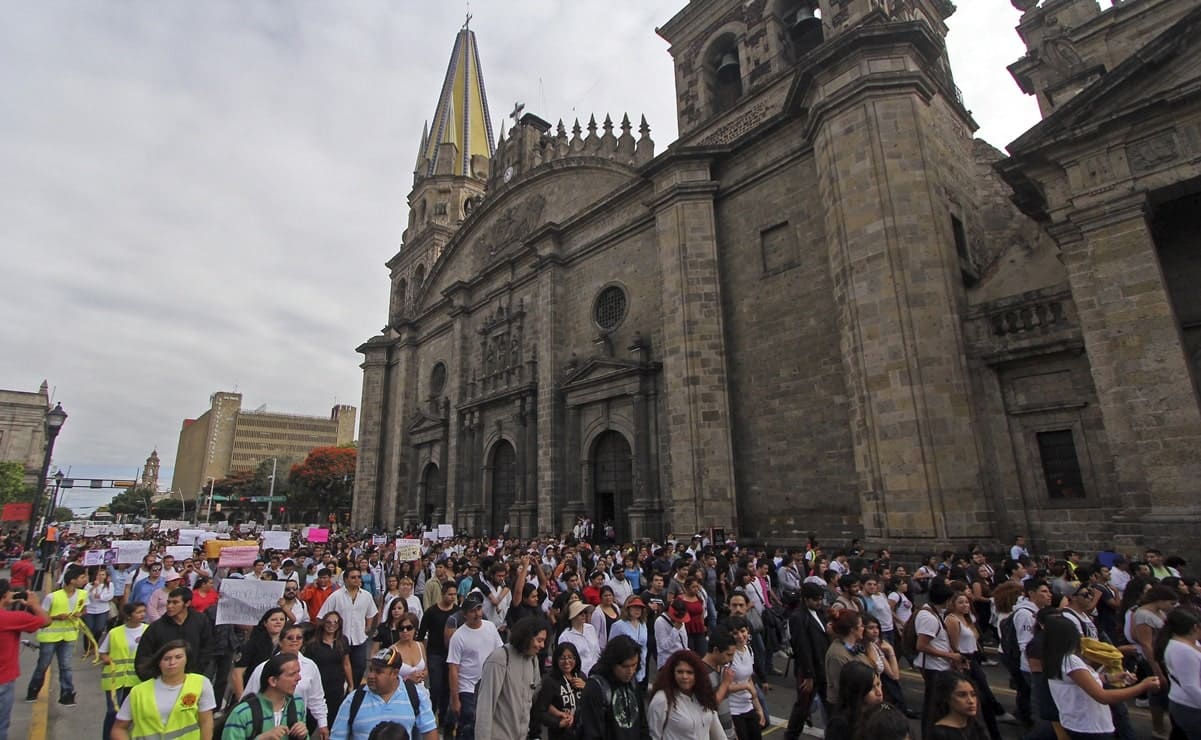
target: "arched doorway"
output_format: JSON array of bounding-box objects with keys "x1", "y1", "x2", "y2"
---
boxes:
[
  {"x1": 489, "y1": 440, "x2": 517, "y2": 536},
  {"x1": 421, "y1": 464, "x2": 443, "y2": 526},
  {"x1": 593, "y1": 431, "x2": 633, "y2": 542}
]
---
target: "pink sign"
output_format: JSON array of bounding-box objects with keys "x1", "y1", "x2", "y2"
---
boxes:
[
  {"x1": 217, "y1": 545, "x2": 260, "y2": 568},
  {"x1": 307, "y1": 527, "x2": 329, "y2": 543}
]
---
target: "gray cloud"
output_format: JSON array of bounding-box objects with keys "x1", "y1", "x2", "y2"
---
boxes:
[{"x1": 0, "y1": 2, "x2": 1041, "y2": 493}]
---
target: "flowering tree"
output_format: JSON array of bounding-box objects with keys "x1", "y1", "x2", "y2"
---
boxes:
[{"x1": 288, "y1": 446, "x2": 356, "y2": 522}]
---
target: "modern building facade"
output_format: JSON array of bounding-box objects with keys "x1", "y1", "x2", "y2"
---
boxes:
[
  {"x1": 352, "y1": 0, "x2": 1201, "y2": 560},
  {"x1": 0, "y1": 381, "x2": 51, "y2": 487},
  {"x1": 171, "y1": 391, "x2": 356, "y2": 500}
]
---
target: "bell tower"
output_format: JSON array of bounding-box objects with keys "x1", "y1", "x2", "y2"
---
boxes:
[{"x1": 388, "y1": 19, "x2": 495, "y2": 326}]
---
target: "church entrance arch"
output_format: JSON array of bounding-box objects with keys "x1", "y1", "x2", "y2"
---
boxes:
[
  {"x1": 421, "y1": 463, "x2": 443, "y2": 527},
  {"x1": 592, "y1": 431, "x2": 633, "y2": 542},
  {"x1": 489, "y1": 440, "x2": 517, "y2": 536}
]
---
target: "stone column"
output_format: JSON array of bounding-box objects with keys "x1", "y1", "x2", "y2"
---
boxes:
[
  {"x1": 627, "y1": 386, "x2": 658, "y2": 540},
  {"x1": 532, "y1": 233, "x2": 564, "y2": 536},
  {"x1": 562, "y1": 404, "x2": 585, "y2": 533},
  {"x1": 519, "y1": 390, "x2": 539, "y2": 537},
  {"x1": 648, "y1": 158, "x2": 739, "y2": 535},
  {"x1": 811, "y1": 78, "x2": 988, "y2": 542},
  {"x1": 351, "y1": 343, "x2": 389, "y2": 529},
  {"x1": 1056, "y1": 197, "x2": 1201, "y2": 532}
]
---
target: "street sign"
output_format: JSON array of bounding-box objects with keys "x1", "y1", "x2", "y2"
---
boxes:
[{"x1": 112, "y1": 480, "x2": 137, "y2": 487}]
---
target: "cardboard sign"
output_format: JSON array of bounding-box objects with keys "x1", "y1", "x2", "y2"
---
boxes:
[
  {"x1": 217, "y1": 545, "x2": 260, "y2": 568},
  {"x1": 157, "y1": 520, "x2": 189, "y2": 531},
  {"x1": 113, "y1": 540, "x2": 152, "y2": 564},
  {"x1": 437, "y1": 524, "x2": 454, "y2": 540},
  {"x1": 307, "y1": 528, "x2": 329, "y2": 544},
  {"x1": 395, "y1": 539, "x2": 422, "y2": 561},
  {"x1": 261, "y1": 531, "x2": 292, "y2": 552},
  {"x1": 215, "y1": 579, "x2": 285, "y2": 625},
  {"x1": 165, "y1": 545, "x2": 194, "y2": 561},
  {"x1": 423, "y1": 531, "x2": 436, "y2": 542},
  {"x1": 177, "y1": 529, "x2": 206, "y2": 547},
  {"x1": 372, "y1": 535, "x2": 387, "y2": 546},
  {"x1": 204, "y1": 539, "x2": 259, "y2": 560}
]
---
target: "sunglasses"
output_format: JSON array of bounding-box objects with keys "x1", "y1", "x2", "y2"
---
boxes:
[
  {"x1": 282, "y1": 634, "x2": 304, "y2": 640},
  {"x1": 398, "y1": 625, "x2": 416, "y2": 632}
]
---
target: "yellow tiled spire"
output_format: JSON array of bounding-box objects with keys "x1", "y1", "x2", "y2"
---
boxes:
[{"x1": 420, "y1": 21, "x2": 494, "y2": 180}]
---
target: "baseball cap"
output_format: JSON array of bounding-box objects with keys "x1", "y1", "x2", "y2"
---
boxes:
[
  {"x1": 370, "y1": 648, "x2": 402, "y2": 668},
  {"x1": 462, "y1": 591, "x2": 485, "y2": 610}
]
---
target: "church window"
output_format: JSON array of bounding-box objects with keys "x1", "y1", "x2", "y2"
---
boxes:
[
  {"x1": 760, "y1": 222, "x2": 799, "y2": 274},
  {"x1": 414, "y1": 264, "x2": 426, "y2": 289},
  {"x1": 429, "y1": 362, "x2": 447, "y2": 397},
  {"x1": 593, "y1": 284, "x2": 628, "y2": 332},
  {"x1": 1036, "y1": 430, "x2": 1086, "y2": 499}
]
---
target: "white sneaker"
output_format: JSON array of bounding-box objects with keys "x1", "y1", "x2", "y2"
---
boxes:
[{"x1": 996, "y1": 712, "x2": 1019, "y2": 724}]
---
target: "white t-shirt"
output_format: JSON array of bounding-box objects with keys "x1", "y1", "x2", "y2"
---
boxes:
[
  {"x1": 86, "y1": 583, "x2": 115, "y2": 615},
  {"x1": 318, "y1": 588, "x2": 379, "y2": 647},
  {"x1": 887, "y1": 591, "x2": 912, "y2": 627},
  {"x1": 913, "y1": 606, "x2": 950, "y2": 671},
  {"x1": 99, "y1": 623, "x2": 149, "y2": 654},
  {"x1": 116, "y1": 675, "x2": 217, "y2": 725},
  {"x1": 1049, "y1": 654, "x2": 1113, "y2": 734},
  {"x1": 868, "y1": 593, "x2": 894, "y2": 632},
  {"x1": 727, "y1": 646, "x2": 756, "y2": 716},
  {"x1": 1165, "y1": 639, "x2": 1201, "y2": 710},
  {"x1": 558, "y1": 624, "x2": 601, "y2": 677},
  {"x1": 447, "y1": 620, "x2": 503, "y2": 693}
]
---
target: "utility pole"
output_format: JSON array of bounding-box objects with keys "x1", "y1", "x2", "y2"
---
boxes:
[{"x1": 265, "y1": 458, "x2": 277, "y2": 524}]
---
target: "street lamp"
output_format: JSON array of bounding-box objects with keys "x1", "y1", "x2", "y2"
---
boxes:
[
  {"x1": 265, "y1": 458, "x2": 278, "y2": 525},
  {"x1": 25, "y1": 402, "x2": 67, "y2": 551},
  {"x1": 204, "y1": 476, "x2": 216, "y2": 524}
]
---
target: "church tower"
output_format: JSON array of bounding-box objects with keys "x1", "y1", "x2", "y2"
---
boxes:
[
  {"x1": 386, "y1": 20, "x2": 495, "y2": 329},
  {"x1": 140, "y1": 449, "x2": 160, "y2": 492}
]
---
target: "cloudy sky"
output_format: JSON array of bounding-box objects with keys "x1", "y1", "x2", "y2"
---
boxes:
[{"x1": 1, "y1": 1, "x2": 1040, "y2": 513}]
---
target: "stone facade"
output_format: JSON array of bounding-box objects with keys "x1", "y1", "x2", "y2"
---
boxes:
[
  {"x1": 353, "y1": 0, "x2": 1201, "y2": 560},
  {"x1": 0, "y1": 381, "x2": 51, "y2": 487}
]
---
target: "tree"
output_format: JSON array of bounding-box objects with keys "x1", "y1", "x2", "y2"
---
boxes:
[
  {"x1": 51, "y1": 507, "x2": 74, "y2": 522},
  {"x1": 211, "y1": 470, "x2": 258, "y2": 499},
  {"x1": 288, "y1": 446, "x2": 356, "y2": 522},
  {"x1": 108, "y1": 486, "x2": 154, "y2": 518},
  {"x1": 153, "y1": 498, "x2": 183, "y2": 517},
  {"x1": 0, "y1": 461, "x2": 36, "y2": 505}
]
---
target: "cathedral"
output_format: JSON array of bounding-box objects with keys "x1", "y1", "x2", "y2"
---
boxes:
[{"x1": 352, "y1": 0, "x2": 1201, "y2": 560}]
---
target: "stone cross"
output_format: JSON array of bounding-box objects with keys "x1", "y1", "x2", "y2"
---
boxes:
[{"x1": 510, "y1": 102, "x2": 525, "y2": 125}]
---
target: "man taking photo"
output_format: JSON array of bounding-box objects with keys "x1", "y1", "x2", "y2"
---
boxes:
[{"x1": 1, "y1": 578, "x2": 49, "y2": 737}]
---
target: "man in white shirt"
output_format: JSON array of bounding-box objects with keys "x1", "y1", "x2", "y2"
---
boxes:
[
  {"x1": 863, "y1": 575, "x2": 894, "y2": 642},
  {"x1": 1010, "y1": 535, "x2": 1031, "y2": 562},
  {"x1": 654, "y1": 599, "x2": 690, "y2": 667},
  {"x1": 1012, "y1": 578, "x2": 1052, "y2": 725},
  {"x1": 608, "y1": 564, "x2": 634, "y2": 606},
  {"x1": 318, "y1": 566, "x2": 378, "y2": 686},
  {"x1": 448, "y1": 591, "x2": 503, "y2": 740},
  {"x1": 915, "y1": 582, "x2": 961, "y2": 727}
]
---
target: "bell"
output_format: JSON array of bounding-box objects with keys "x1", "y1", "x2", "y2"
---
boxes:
[
  {"x1": 715, "y1": 52, "x2": 740, "y2": 83},
  {"x1": 788, "y1": 4, "x2": 822, "y2": 32}
]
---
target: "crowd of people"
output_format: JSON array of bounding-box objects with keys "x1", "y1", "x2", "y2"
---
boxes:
[{"x1": 0, "y1": 526, "x2": 1198, "y2": 740}]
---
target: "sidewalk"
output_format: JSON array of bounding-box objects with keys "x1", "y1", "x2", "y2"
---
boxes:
[{"x1": 14, "y1": 633, "x2": 108, "y2": 740}]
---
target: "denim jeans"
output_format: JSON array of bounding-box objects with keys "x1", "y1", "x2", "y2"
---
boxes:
[
  {"x1": 0, "y1": 680, "x2": 15, "y2": 740},
  {"x1": 349, "y1": 642, "x2": 369, "y2": 687},
  {"x1": 27, "y1": 640, "x2": 74, "y2": 697},
  {"x1": 427, "y1": 655, "x2": 449, "y2": 723},
  {"x1": 84, "y1": 612, "x2": 109, "y2": 646},
  {"x1": 457, "y1": 690, "x2": 479, "y2": 740},
  {"x1": 103, "y1": 686, "x2": 132, "y2": 740}
]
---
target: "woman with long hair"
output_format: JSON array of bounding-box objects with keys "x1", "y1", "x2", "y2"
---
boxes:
[
  {"x1": 725, "y1": 617, "x2": 767, "y2": 740},
  {"x1": 535, "y1": 642, "x2": 587, "y2": 740},
  {"x1": 575, "y1": 634, "x2": 648, "y2": 740},
  {"x1": 231, "y1": 606, "x2": 289, "y2": 697},
  {"x1": 304, "y1": 611, "x2": 354, "y2": 718},
  {"x1": 648, "y1": 650, "x2": 724, "y2": 740},
  {"x1": 822, "y1": 661, "x2": 884, "y2": 740},
  {"x1": 861, "y1": 614, "x2": 917, "y2": 719},
  {"x1": 390, "y1": 612, "x2": 428, "y2": 685},
  {"x1": 1128, "y1": 585, "x2": 1178, "y2": 738},
  {"x1": 592, "y1": 585, "x2": 622, "y2": 649},
  {"x1": 111, "y1": 640, "x2": 216, "y2": 740},
  {"x1": 1044, "y1": 615, "x2": 1160, "y2": 740},
  {"x1": 1156, "y1": 608, "x2": 1201, "y2": 740},
  {"x1": 83, "y1": 567, "x2": 115, "y2": 658},
  {"x1": 945, "y1": 593, "x2": 1004, "y2": 740},
  {"x1": 928, "y1": 671, "x2": 988, "y2": 740},
  {"x1": 372, "y1": 595, "x2": 409, "y2": 653},
  {"x1": 679, "y1": 577, "x2": 710, "y2": 655},
  {"x1": 969, "y1": 566, "x2": 996, "y2": 644},
  {"x1": 886, "y1": 577, "x2": 914, "y2": 637}
]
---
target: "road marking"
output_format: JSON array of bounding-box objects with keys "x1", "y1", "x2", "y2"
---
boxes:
[{"x1": 29, "y1": 664, "x2": 51, "y2": 740}]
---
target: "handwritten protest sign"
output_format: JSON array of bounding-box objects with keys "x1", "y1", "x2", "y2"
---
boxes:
[
  {"x1": 113, "y1": 540, "x2": 152, "y2": 564},
  {"x1": 307, "y1": 528, "x2": 329, "y2": 544},
  {"x1": 261, "y1": 531, "x2": 291, "y2": 552},
  {"x1": 217, "y1": 545, "x2": 260, "y2": 568},
  {"x1": 215, "y1": 579, "x2": 285, "y2": 625},
  {"x1": 438, "y1": 524, "x2": 454, "y2": 540},
  {"x1": 395, "y1": 539, "x2": 422, "y2": 561},
  {"x1": 166, "y1": 546, "x2": 194, "y2": 561},
  {"x1": 157, "y1": 520, "x2": 189, "y2": 531},
  {"x1": 372, "y1": 535, "x2": 387, "y2": 546}
]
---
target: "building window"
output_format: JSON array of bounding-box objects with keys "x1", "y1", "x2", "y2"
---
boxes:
[
  {"x1": 761, "y1": 222, "x2": 799, "y2": 274},
  {"x1": 1036, "y1": 429, "x2": 1086, "y2": 499},
  {"x1": 430, "y1": 362, "x2": 447, "y2": 397},
  {"x1": 593, "y1": 285, "x2": 628, "y2": 332}
]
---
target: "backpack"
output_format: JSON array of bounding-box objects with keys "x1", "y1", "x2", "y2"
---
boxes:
[
  {"x1": 573, "y1": 675, "x2": 613, "y2": 736},
  {"x1": 899, "y1": 604, "x2": 943, "y2": 662},
  {"x1": 999, "y1": 604, "x2": 1034, "y2": 675},
  {"x1": 215, "y1": 693, "x2": 299, "y2": 738},
  {"x1": 346, "y1": 681, "x2": 421, "y2": 738}
]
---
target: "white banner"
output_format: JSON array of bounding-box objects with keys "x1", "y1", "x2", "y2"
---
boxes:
[
  {"x1": 261, "y1": 531, "x2": 291, "y2": 552},
  {"x1": 166, "y1": 546, "x2": 194, "y2": 561},
  {"x1": 177, "y1": 529, "x2": 206, "y2": 547},
  {"x1": 438, "y1": 524, "x2": 454, "y2": 540},
  {"x1": 83, "y1": 526, "x2": 101, "y2": 538},
  {"x1": 423, "y1": 531, "x2": 436, "y2": 542},
  {"x1": 113, "y1": 539, "x2": 152, "y2": 564},
  {"x1": 157, "y1": 519, "x2": 189, "y2": 531},
  {"x1": 215, "y1": 579, "x2": 285, "y2": 625}
]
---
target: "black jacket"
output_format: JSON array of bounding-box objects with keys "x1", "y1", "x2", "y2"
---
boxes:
[
  {"x1": 788, "y1": 605, "x2": 830, "y2": 685},
  {"x1": 135, "y1": 609, "x2": 214, "y2": 680}
]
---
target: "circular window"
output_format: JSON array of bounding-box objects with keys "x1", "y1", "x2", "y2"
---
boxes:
[
  {"x1": 593, "y1": 285, "x2": 628, "y2": 332},
  {"x1": 430, "y1": 362, "x2": 447, "y2": 396}
]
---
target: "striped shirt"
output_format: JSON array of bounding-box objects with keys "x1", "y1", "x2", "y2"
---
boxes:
[{"x1": 329, "y1": 685, "x2": 437, "y2": 740}]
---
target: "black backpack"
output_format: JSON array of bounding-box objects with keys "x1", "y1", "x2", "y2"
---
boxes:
[
  {"x1": 346, "y1": 681, "x2": 421, "y2": 738},
  {"x1": 999, "y1": 604, "x2": 1035, "y2": 675},
  {"x1": 899, "y1": 604, "x2": 943, "y2": 661}
]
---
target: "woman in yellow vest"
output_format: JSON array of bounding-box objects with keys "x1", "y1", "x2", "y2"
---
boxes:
[
  {"x1": 101, "y1": 601, "x2": 149, "y2": 739},
  {"x1": 111, "y1": 639, "x2": 217, "y2": 740}
]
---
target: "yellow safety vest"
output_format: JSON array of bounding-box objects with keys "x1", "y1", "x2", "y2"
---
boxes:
[
  {"x1": 36, "y1": 589, "x2": 84, "y2": 643},
  {"x1": 101, "y1": 625, "x2": 142, "y2": 691},
  {"x1": 128, "y1": 673, "x2": 206, "y2": 740}
]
